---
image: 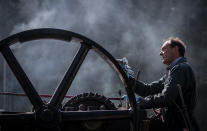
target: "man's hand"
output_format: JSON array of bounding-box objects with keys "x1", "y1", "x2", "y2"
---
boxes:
[
  {"x1": 116, "y1": 57, "x2": 134, "y2": 77},
  {"x1": 122, "y1": 94, "x2": 143, "y2": 102}
]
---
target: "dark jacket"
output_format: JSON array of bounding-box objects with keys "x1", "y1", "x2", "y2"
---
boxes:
[{"x1": 133, "y1": 57, "x2": 199, "y2": 131}]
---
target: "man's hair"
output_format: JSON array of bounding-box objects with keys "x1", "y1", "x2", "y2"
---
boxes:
[{"x1": 167, "y1": 37, "x2": 186, "y2": 57}]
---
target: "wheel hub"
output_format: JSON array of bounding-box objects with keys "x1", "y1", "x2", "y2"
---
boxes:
[{"x1": 36, "y1": 105, "x2": 61, "y2": 128}]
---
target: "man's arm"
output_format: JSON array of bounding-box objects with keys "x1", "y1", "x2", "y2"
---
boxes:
[
  {"x1": 131, "y1": 76, "x2": 165, "y2": 97},
  {"x1": 138, "y1": 65, "x2": 185, "y2": 109}
]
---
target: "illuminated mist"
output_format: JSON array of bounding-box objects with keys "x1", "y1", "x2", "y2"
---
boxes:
[{"x1": 0, "y1": 0, "x2": 207, "y2": 130}]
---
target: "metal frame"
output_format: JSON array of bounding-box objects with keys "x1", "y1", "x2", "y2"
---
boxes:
[{"x1": 0, "y1": 28, "x2": 138, "y2": 130}]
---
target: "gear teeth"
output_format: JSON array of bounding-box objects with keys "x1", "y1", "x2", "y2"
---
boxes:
[
  {"x1": 89, "y1": 92, "x2": 94, "y2": 97},
  {"x1": 84, "y1": 93, "x2": 89, "y2": 97},
  {"x1": 62, "y1": 92, "x2": 116, "y2": 111}
]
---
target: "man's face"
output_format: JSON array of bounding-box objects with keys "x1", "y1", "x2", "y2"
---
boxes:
[{"x1": 160, "y1": 40, "x2": 178, "y2": 65}]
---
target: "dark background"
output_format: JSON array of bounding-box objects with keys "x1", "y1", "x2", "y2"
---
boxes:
[{"x1": 0, "y1": 0, "x2": 206, "y2": 130}]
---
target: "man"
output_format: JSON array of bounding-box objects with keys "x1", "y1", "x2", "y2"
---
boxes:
[{"x1": 130, "y1": 37, "x2": 199, "y2": 131}]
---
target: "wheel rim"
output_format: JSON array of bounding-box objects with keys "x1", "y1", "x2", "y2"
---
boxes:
[{"x1": 0, "y1": 28, "x2": 138, "y2": 130}]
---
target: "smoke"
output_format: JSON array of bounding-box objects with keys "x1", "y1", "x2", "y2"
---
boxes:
[
  {"x1": 0, "y1": 0, "x2": 207, "y2": 130},
  {"x1": 0, "y1": 0, "x2": 193, "y2": 104}
]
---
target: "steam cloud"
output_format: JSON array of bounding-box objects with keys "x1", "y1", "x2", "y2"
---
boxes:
[{"x1": 0, "y1": 0, "x2": 206, "y2": 130}]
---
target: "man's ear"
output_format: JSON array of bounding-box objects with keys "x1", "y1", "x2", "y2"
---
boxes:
[{"x1": 174, "y1": 46, "x2": 180, "y2": 56}]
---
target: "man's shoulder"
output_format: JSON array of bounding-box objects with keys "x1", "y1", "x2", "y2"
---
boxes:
[
  {"x1": 178, "y1": 61, "x2": 190, "y2": 69},
  {"x1": 171, "y1": 61, "x2": 190, "y2": 72}
]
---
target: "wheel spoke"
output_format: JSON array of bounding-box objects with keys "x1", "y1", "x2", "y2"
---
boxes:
[
  {"x1": 49, "y1": 44, "x2": 90, "y2": 106},
  {"x1": 0, "y1": 28, "x2": 139, "y2": 130},
  {"x1": 0, "y1": 46, "x2": 43, "y2": 109},
  {"x1": 61, "y1": 110, "x2": 132, "y2": 121}
]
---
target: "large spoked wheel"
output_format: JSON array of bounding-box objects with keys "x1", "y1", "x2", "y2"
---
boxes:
[{"x1": 0, "y1": 28, "x2": 138, "y2": 131}]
